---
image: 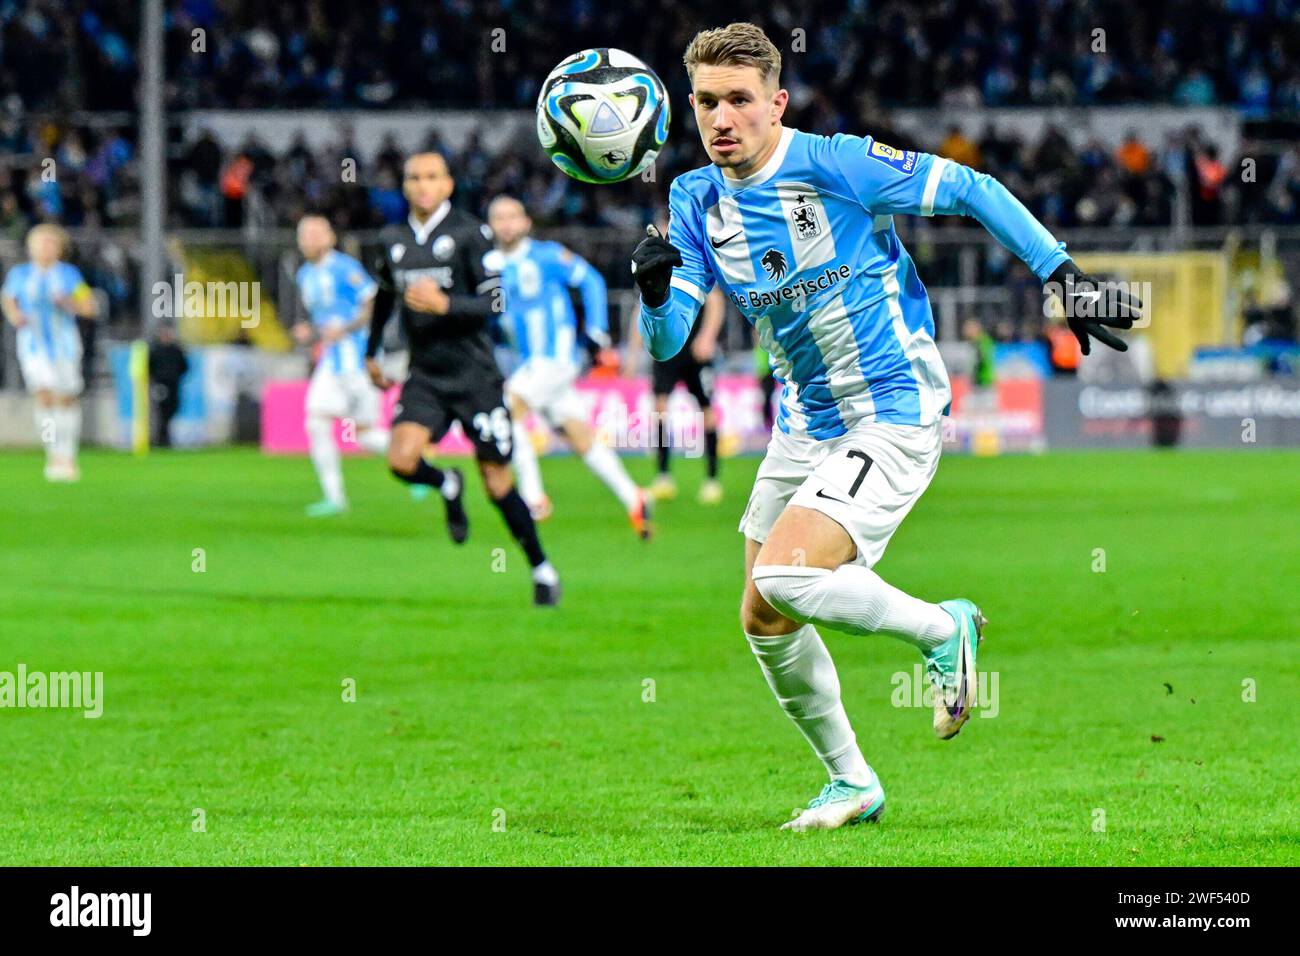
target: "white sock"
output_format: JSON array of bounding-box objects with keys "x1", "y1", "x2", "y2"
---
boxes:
[
  {"x1": 531, "y1": 560, "x2": 559, "y2": 586},
  {"x1": 511, "y1": 418, "x2": 545, "y2": 505},
  {"x1": 35, "y1": 404, "x2": 56, "y2": 464},
  {"x1": 47, "y1": 406, "x2": 79, "y2": 462},
  {"x1": 582, "y1": 441, "x2": 640, "y2": 511},
  {"x1": 306, "y1": 415, "x2": 345, "y2": 505},
  {"x1": 62, "y1": 404, "x2": 81, "y2": 462},
  {"x1": 439, "y1": 467, "x2": 460, "y2": 499},
  {"x1": 746, "y1": 624, "x2": 874, "y2": 785},
  {"x1": 357, "y1": 427, "x2": 389, "y2": 454},
  {"x1": 752, "y1": 564, "x2": 957, "y2": 652}
]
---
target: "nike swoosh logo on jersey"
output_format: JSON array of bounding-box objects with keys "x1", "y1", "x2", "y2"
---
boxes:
[{"x1": 709, "y1": 231, "x2": 743, "y2": 248}]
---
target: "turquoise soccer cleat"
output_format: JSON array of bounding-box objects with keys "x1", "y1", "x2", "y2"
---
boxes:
[
  {"x1": 926, "y1": 599, "x2": 987, "y2": 739},
  {"x1": 780, "y1": 776, "x2": 886, "y2": 831},
  {"x1": 305, "y1": 500, "x2": 347, "y2": 518},
  {"x1": 408, "y1": 484, "x2": 432, "y2": 502}
]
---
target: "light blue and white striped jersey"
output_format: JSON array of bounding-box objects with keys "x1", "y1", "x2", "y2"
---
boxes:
[
  {"x1": 1, "y1": 261, "x2": 87, "y2": 362},
  {"x1": 639, "y1": 126, "x2": 1070, "y2": 440},
  {"x1": 295, "y1": 250, "x2": 377, "y2": 374},
  {"x1": 497, "y1": 237, "x2": 608, "y2": 364}
]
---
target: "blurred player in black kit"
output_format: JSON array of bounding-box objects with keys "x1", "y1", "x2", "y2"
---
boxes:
[{"x1": 366, "y1": 152, "x2": 560, "y2": 606}]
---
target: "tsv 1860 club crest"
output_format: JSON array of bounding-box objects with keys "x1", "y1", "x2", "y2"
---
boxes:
[{"x1": 790, "y1": 193, "x2": 822, "y2": 240}]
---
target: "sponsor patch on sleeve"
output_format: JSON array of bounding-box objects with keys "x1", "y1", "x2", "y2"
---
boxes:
[{"x1": 866, "y1": 140, "x2": 919, "y2": 175}]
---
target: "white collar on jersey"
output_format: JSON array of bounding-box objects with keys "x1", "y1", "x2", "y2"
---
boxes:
[
  {"x1": 500, "y1": 236, "x2": 532, "y2": 261},
  {"x1": 408, "y1": 200, "x2": 451, "y2": 244},
  {"x1": 719, "y1": 125, "x2": 796, "y2": 191}
]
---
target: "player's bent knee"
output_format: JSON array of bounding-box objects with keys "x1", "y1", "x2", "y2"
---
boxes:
[
  {"x1": 750, "y1": 564, "x2": 832, "y2": 623},
  {"x1": 388, "y1": 447, "x2": 419, "y2": 477},
  {"x1": 563, "y1": 419, "x2": 592, "y2": 455},
  {"x1": 740, "y1": 579, "x2": 794, "y2": 634},
  {"x1": 479, "y1": 461, "x2": 513, "y2": 499},
  {"x1": 305, "y1": 415, "x2": 332, "y2": 440}
]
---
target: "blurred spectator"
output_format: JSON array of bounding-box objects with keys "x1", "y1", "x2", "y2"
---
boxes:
[
  {"x1": 963, "y1": 318, "x2": 997, "y2": 386},
  {"x1": 220, "y1": 154, "x2": 255, "y2": 227},
  {"x1": 1192, "y1": 144, "x2": 1228, "y2": 225},
  {"x1": 1116, "y1": 131, "x2": 1152, "y2": 176},
  {"x1": 1042, "y1": 320, "x2": 1083, "y2": 376},
  {"x1": 148, "y1": 324, "x2": 188, "y2": 447},
  {"x1": 938, "y1": 125, "x2": 982, "y2": 169}
]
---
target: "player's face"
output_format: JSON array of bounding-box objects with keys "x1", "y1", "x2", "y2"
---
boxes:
[
  {"x1": 296, "y1": 219, "x2": 333, "y2": 260},
  {"x1": 27, "y1": 232, "x2": 61, "y2": 266},
  {"x1": 404, "y1": 154, "x2": 454, "y2": 215},
  {"x1": 689, "y1": 64, "x2": 788, "y2": 177},
  {"x1": 488, "y1": 200, "x2": 530, "y2": 247}
]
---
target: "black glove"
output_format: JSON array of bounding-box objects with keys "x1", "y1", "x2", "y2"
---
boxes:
[
  {"x1": 1046, "y1": 261, "x2": 1143, "y2": 355},
  {"x1": 630, "y1": 224, "x2": 682, "y2": 308}
]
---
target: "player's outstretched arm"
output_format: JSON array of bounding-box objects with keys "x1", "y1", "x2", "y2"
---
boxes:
[
  {"x1": 364, "y1": 267, "x2": 397, "y2": 388},
  {"x1": 345, "y1": 294, "x2": 375, "y2": 334},
  {"x1": 365, "y1": 249, "x2": 398, "y2": 366},
  {"x1": 365, "y1": 285, "x2": 395, "y2": 361},
  {"x1": 632, "y1": 225, "x2": 694, "y2": 361},
  {"x1": 567, "y1": 251, "x2": 611, "y2": 351},
  {"x1": 830, "y1": 135, "x2": 1143, "y2": 353},
  {"x1": 62, "y1": 280, "x2": 99, "y2": 319},
  {"x1": 944, "y1": 167, "x2": 1143, "y2": 353},
  {"x1": 1, "y1": 292, "x2": 25, "y2": 327}
]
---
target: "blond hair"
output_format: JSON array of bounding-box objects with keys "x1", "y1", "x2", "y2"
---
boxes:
[
  {"x1": 26, "y1": 223, "x2": 70, "y2": 258},
  {"x1": 683, "y1": 22, "x2": 782, "y2": 89}
]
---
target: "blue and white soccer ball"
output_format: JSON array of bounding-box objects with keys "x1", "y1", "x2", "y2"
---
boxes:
[{"x1": 536, "y1": 48, "x2": 670, "y2": 185}]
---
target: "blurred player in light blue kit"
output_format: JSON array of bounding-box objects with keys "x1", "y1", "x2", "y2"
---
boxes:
[
  {"x1": 292, "y1": 215, "x2": 386, "y2": 516},
  {"x1": 632, "y1": 23, "x2": 1141, "y2": 830},
  {"x1": 487, "y1": 196, "x2": 651, "y2": 538},
  {"x1": 1, "y1": 224, "x2": 98, "y2": 482}
]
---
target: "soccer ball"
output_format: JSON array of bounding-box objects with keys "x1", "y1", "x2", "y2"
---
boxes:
[{"x1": 536, "y1": 48, "x2": 670, "y2": 185}]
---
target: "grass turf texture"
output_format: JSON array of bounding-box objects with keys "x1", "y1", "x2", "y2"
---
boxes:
[{"x1": 1, "y1": 446, "x2": 1296, "y2": 866}]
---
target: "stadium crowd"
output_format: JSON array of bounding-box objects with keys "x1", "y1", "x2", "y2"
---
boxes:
[
  {"x1": 2, "y1": 109, "x2": 1298, "y2": 237},
  {"x1": 1, "y1": 0, "x2": 1298, "y2": 337},
  {"x1": 5, "y1": 0, "x2": 1300, "y2": 113},
  {"x1": 1, "y1": 0, "x2": 1299, "y2": 239}
]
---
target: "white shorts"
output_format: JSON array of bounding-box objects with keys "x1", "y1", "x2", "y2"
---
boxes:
[
  {"x1": 505, "y1": 357, "x2": 586, "y2": 427},
  {"x1": 305, "y1": 365, "x2": 381, "y2": 425},
  {"x1": 739, "y1": 419, "x2": 943, "y2": 568},
  {"x1": 20, "y1": 351, "x2": 83, "y2": 396}
]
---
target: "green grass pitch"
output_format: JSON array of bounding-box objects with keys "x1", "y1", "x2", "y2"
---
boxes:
[{"x1": 1, "y1": 445, "x2": 1296, "y2": 866}]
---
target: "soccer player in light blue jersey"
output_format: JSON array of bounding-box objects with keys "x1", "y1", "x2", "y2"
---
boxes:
[
  {"x1": 1, "y1": 224, "x2": 98, "y2": 482},
  {"x1": 292, "y1": 215, "x2": 386, "y2": 516},
  {"x1": 487, "y1": 196, "x2": 651, "y2": 539},
  {"x1": 632, "y1": 23, "x2": 1142, "y2": 830}
]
